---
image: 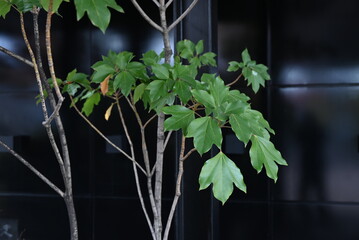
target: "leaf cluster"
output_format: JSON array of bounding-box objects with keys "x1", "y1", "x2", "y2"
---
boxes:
[{"x1": 57, "y1": 39, "x2": 287, "y2": 204}]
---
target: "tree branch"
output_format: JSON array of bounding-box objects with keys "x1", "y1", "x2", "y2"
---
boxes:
[
  {"x1": 165, "y1": 0, "x2": 174, "y2": 8},
  {"x1": 130, "y1": 0, "x2": 163, "y2": 32},
  {"x1": 0, "y1": 140, "x2": 64, "y2": 197},
  {"x1": 70, "y1": 97, "x2": 147, "y2": 176},
  {"x1": 226, "y1": 73, "x2": 243, "y2": 87},
  {"x1": 152, "y1": 0, "x2": 160, "y2": 7},
  {"x1": 124, "y1": 96, "x2": 160, "y2": 229},
  {"x1": 163, "y1": 135, "x2": 186, "y2": 240},
  {"x1": 168, "y1": 0, "x2": 199, "y2": 31},
  {"x1": 115, "y1": 96, "x2": 156, "y2": 239},
  {"x1": 0, "y1": 46, "x2": 33, "y2": 67},
  {"x1": 45, "y1": 5, "x2": 64, "y2": 123}
]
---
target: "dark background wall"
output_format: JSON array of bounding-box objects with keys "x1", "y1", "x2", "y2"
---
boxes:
[{"x1": 0, "y1": 0, "x2": 359, "y2": 239}]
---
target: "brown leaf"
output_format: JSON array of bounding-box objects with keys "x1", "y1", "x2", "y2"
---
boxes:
[{"x1": 100, "y1": 74, "x2": 111, "y2": 95}]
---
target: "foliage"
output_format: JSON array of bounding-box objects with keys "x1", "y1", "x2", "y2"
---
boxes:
[{"x1": 59, "y1": 39, "x2": 287, "y2": 204}]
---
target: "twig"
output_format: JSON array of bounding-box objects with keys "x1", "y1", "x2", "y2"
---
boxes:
[
  {"x1": 116, "y1": 96, "x2": 155, "y2": 239},
  {"x1": 0, "y1": 140, "x2": 64, "y2": 197},
  {"x1": 143, "y1": 114, "x2": 157, "y2": 129},
  {"x1": 20, "y1": 12, "x2": 65, "y2": 170},
  {"x1": 132, "y1": 162, "x2": 156, "y2": 240},
  {"x1": 163, "y1": 130, "x2": 173, "y2": 150},
  {"x1": 168, "y1": 0, "x2": 200, "y2": 31},
  {"x1": 226, "y1": 73, "x2": 243, "y2": 87},
  {"x1": 152, "y1": 0, "x2": 160, "y2": 7},
  {"x1": 0, "y1": 46, "x2": 34, "y2": 67},
  {"x1": 45, "y1": 3, "x2": 64, "y2": 122},
  {"x1": 70, "y1": 97, "x2": 147, "y2": 175},
  {"x1": 165, "y1": 0, "x2": 174, "y2": 8},
  {"x1": 124, "y1": 96, "x2": 160, "y2": 227},
  {"x1": 130, "y1": 0, "x2": 163, "y2": 32}
]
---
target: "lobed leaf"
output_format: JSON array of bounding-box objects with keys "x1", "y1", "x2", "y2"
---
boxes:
[
  {"x1": 74, "y1": 0, "x2": 124, "y2": 33},
  {"x1": 187, "y1": 116, "x2": 222, "y2": 155},
  {"x1": 199, "y1": 152, "x2": 246, "y2": 204},
  {"x1": 249, "y1": 135, "x2": 287, "y2": 182}
]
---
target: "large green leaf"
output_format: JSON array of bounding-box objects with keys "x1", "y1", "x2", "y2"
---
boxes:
[
  {"x1": 187, "y1": 116, "x2": 222, "y2": 155},
  {"x1": 147, "y1": 80, "x2": 167, "y2": 102},
  {"x1": 91, "y1": 63, "x2": 115, "y2": 83},
  {"x1": 209, "y1": 76, "x2": 228, "y2": 107},
  {"x1": 113, "y1": 71, "x2": 135, "y2": 96},
  {"x1": 163, "y1": 105, "x2": 194, "y2": 135},
  {"x1": 82, "y1": 92, "x2": 101, "y2": 116},
  {"x1": 74, "y1": 0, "x2": 124, "y2": 33},
  {"x1": 174, "y1": 81, "x2": 191, "y2": 104},
  {"x1": 191, "y1": 89, "x2": 215, "y2": 109},
  {"x1": 0, "y1": 0, "x2": 11, "y2": 18},
  {"x1": 199, "y1": 152, "x2": 246, "y2": 204},
  {"x1": 249, "y1": 135, "x2": 287, "y2": 181},
  {"x1": 229, "y1": 109, "x2": 272, "y2": 145}
]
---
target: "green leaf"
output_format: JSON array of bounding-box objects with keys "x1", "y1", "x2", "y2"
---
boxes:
[
  {"x1": 242, "y1": 63, "x2": 270, "y2": 93},
  {"x1": 74, "y1": 0, "x2": 124, "y2": 33},
  {"x1": 174, "y1": 81, "x2": 192, "y2": 104},
  {"x1": 200, "y1": 52, "x2": 217, "y2": 67},
  {"x1": 152, "y1": 64, "x2": 169, "y2": 80},
  {"x1": 0, "y1": 0, "x2": 11, "y2": 18},
  {"x1": 141, "y1": 50, "x2": 160, "y2": 66},
  {"x1": 226, "y1": 90, "x2": 250, "y2": 103},
  {"x1": 195, "y1": 40, "x2": 204, "y2": 55},
  {"x1": 209, "y1": 76, "x2": 228, "y2": 107},
  {"x1": 116, "y1": 51, "x2": 134, "y2": 70},
  {"x1": 241, "y1": 48, "x2": 251, "y2": 65},
  {"x1": 147, "y1": 80, "x2": 167, "y2": 102},
  {"x1": 227, "y1": 61, "x2": 242, "y2": 72},
  {"x1": 133, "y1": 83, "x2": 147, "y2": 104},
  {"x1": 82, "y1": 92, "x2": 101, "y2": 116},
  {"x1": 176, "y1": 39, "x2": 195, "y2": 59},
  {"x1": 91, "y1": 63, "x2": 115, "y2": 83},
  {"x1": 229, "y1": 109, "x2": 271, "y2": 145},
  {"x1": 187, "y1": 116, "x2": 222, "y2": 155},
  {"x1": 163, "y1": 105, "x2": 194, "y2": 135},
  {"x1": 127, "y1": 61, "x2": 147, "y2": 80},
  {"x1": 63, "y1": 83, "x2": 80, "y2": 96},
  {"x1": 191, "y1": 89, "x2": 215, "y2": 109},
  {"x1": 113, "y1": 71, "x2": 135, "y2": 96},
  {"x1": 199, "y1": 152, "x2": 246, "y2": 204},
  {"x1": 249, "y1": 135, "x2": 287, "y2": 182}
]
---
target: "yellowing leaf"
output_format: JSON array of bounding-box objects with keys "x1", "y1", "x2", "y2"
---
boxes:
[{"x1": 104, "y1": 103, "x2": 114, "y2": 121}]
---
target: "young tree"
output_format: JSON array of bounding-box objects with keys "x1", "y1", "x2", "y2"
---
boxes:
[{"x1": 0, "y1": 0, "x2": 287, "y2": 240}]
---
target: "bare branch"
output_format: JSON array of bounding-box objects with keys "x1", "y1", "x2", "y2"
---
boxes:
[
  {"x1": 0, "y1": 140, "x2": 64, "y2": 197},
  {"x1": 70, "y1": 97, "x2": 147, "y2": 176},
  {"x1": 45, "y1": 4, "x2": 64, "y2": 121},
  {"x1": 124, "y1": 96, "x2": 160, "y2": 225},
  {"x1": 130, "y1": 0, "x2": 163, "y2": 32},
  {"x1": 20, "y1": 12, "x2": 66, "y2": 172},
  {"x1": 143, "y1": 114, "x2": 157, "y2": 129},
  {"x1": 163, "y1": 130, "x2": 173, "y2": 150},
  {"x1": 0, "y1": 46, "x2": 34, "y2": 67},
  {"x1": 168, "y1": 0, "x2": 199, "y2": 31},
  {"x1": 132, "y1": 162, "x2": 156, "y2": 240},
  {"x1": 163, "y1": 135, "x2": 186, "y2": 240},
  {"x1": 226, "y1": 73, "x2": 243, "y2": 87},
  {"x1": 152, "y1": 0, "x2": 160, "y2": 7},
  {"x1": 165, "y1": 0, "x2": 174, "y2": 8},
  {"x1": 116, "y1": 96, "x2": 156, "y2": 239}
]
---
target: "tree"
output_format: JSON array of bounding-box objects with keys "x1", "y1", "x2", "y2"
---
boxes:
[{"x1": 0, "y1": 0, "x2": 287, "y2": 239}]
